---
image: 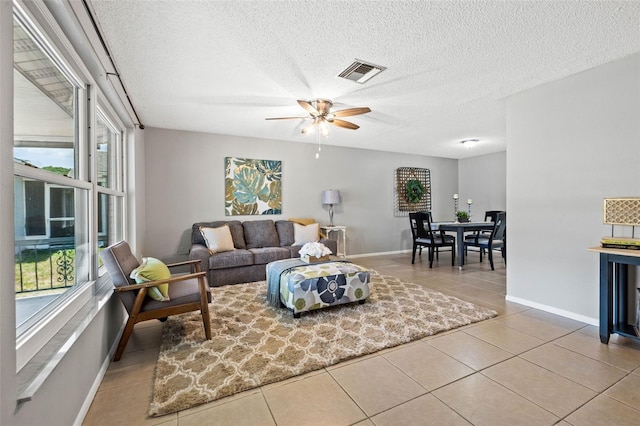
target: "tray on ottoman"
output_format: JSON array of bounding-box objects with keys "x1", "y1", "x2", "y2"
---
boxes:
[{"x1": 267, "y1": 260, "x2": 370, "y2": 318}]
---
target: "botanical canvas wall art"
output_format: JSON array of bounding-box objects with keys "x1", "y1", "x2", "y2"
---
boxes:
[{"x1": 225, "y1": 157, "x2": 282, "y2": 215}]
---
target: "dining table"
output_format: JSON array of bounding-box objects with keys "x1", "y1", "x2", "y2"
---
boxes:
[{"x1": 435, "y1": 221, "x2": 495, "y2": 270}]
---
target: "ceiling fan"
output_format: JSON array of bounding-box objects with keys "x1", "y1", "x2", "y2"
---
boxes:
[{"x1": 265, "y1": 99, "x2": 371, "y2": 135}]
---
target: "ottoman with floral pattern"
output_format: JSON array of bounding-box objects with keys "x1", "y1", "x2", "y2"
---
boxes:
[{"x1": 269, "y1": 261, "x2": 370, "y2": 318}]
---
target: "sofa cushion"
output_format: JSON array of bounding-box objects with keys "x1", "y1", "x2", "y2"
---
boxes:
[
  {"x1": 249, "y1": 247, "x2": 291, "y2": 265},
  {"x1": 200, "y1": 224, "x2": 235, "y2": 254},
  {"x1": 192, "y1": 220, "x2": 246, "y2": 249},
  {"x1": 293, "y1": 223, "x2": 320, "y2": 246},
  {"x1": 243, "y1": 220, "x2": 280, "y2": 248},
  {"x1": 275, "y1": 220, "x2": 295, "y2": 247},
  {"x1": 209, "y1": 249, "x2": 254, "y2": 270},
  {"x1": 286, "y1": 246, "x2": 301, "y2": 257}
]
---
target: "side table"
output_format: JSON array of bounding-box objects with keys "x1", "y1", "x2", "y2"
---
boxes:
[
  {"x1": 588, "y1": 246, "x2": 640, "y2": 344},
  {"x1": 321, "y1": 225, "x2": 347, "y2": 258}
]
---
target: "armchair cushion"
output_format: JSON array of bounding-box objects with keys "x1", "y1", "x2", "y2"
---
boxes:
[
  {"x1": 293, "y1": 223, "x2": 320, "y2": 246},
  {"x1": 130, "y1": 257, "x2": 171, "y2": 301},
  {"x1": 200, "y1": 225, "x2": 235, "y2": 254},
  {"x1": 142, "y1": 276, "x2": 211, "y2": 312},
  {"x1": 100, "y1": 240, "x2": 139, "y2": 287}
]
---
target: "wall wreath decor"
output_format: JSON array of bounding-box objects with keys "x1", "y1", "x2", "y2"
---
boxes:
[
  {"x1": 405, "y1": 179, "x2": 425, "y2": 203},
  {"x1": 394, "y1": 167, "x2": 431, "y2": 216}
]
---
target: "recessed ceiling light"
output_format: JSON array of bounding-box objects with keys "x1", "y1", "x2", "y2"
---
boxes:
[{"x1": 460, "y1": 139, "x2": 479, "y2": 148}]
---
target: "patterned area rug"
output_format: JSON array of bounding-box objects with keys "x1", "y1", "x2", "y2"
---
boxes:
[{"x1": 149, "y1": 270, "x2": 497, "y2": 416}]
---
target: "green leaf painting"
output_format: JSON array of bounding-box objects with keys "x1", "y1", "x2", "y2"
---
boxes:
[{"x1": 225, "y1": 157, "x2": 282, "y2": 216}]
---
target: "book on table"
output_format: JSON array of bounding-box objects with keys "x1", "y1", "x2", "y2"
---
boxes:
[
  {"x1": 601, "y1": 237, "x2": 640, "y2": 250},
  {"x1": 601, "y1": 243, "x2": 640, "y2": 250}
]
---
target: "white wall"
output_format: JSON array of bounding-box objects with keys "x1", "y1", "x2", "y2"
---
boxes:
[
  {"x1": 459, "y1": 151, "x2": 506, "y2": 221},
  {"x1": 143, "y1": 128, "x2": 459, "y2": 260},
  {"x1": 506, "y1": 53, "x2": 640, "y2": 322}
]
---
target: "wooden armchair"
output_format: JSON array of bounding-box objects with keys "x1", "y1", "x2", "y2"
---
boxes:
[{"x1": 100, "y1": 241, "x2": 212, "y2": 361}]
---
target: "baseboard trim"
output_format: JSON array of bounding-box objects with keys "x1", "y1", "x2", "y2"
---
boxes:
[
  {"x1": 347, "y1": 249, "x2": 410, "y2": 259},
  {"x1": 505, "y1": 295, "x2": 598, "y2": 326}
]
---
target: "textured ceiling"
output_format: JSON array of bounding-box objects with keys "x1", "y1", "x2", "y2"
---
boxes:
[{"x1": 89, "y1": 0, "x2": 640, "y2": 159}]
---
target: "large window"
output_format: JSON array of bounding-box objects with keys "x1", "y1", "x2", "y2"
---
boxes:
[{"x1": 13, "y1": 3, "x2": 126, "y2": 369}]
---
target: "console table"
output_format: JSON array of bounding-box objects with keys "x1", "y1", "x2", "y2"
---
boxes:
[
  {"x1": 588, "y1": 246, "x2": 640, "y2": 344},
  {"x1": 321, "y1": 225, "x2": 347, "y2": 258}
]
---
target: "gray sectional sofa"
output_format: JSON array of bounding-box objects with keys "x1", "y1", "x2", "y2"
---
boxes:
[{"x1": 189, "y1": 219, "x2": 338, "y2": 287}]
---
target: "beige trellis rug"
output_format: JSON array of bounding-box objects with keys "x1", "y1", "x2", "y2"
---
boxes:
[{"x1": 149, "y1": 270, "x2": 497, "y2": 416}]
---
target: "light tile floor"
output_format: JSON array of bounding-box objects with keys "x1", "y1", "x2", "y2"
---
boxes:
[{"x1": 83, "y1": 252, "x2": 640, "y2": 426}]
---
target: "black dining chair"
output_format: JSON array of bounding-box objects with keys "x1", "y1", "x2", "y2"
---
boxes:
[
  {"x1": 464, "y1": 212, "x2": 506, "y2": 270},
  {"x1": 465, "y1": 210, "x2": 505, "y2": 253},
  {"x1": 409, "y1": 211, "x2": 455, "y2": 267}
]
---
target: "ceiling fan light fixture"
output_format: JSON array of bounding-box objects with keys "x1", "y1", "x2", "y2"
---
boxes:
[
  {"x1": 302, "y1": 119, "x2": 317, "y2": 134},
  {"x1": 319, "y1": 119, "x2": 330, "y2": 137},
  {"x1": 266, "y1": 98, "x2": 371, "y2": 159},
  {"x1": 338, "y1": 59, "x2": 386, "y2": 84},
  {"x1": 460, "y1": 139, "x2": 479, "y2": 149}
]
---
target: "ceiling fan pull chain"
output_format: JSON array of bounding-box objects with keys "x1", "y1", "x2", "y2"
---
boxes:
[{"x1": 315, "y1": 130, "x2": 321, "y2": 159}]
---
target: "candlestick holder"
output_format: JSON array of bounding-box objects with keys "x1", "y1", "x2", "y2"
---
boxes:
[{"x1": 453, "y1": 196, "x2": 459, "y2": 220}]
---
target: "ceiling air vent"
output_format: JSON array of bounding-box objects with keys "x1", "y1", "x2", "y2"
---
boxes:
[{"x1": 337, "y1": 59, "x2": 386, "y2": 84}]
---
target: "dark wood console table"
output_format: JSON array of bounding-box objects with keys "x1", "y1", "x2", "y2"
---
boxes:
[{"x1": 588, "y1": 246, "x2": 640, "y2": 344}]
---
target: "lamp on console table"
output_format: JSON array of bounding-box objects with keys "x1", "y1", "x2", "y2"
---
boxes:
[{"x1": 322, "y1": 189, "x2": 341, "y2": 226}]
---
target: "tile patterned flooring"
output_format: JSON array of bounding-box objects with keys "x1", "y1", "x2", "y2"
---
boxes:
[{"x1": 83, "y1": 253, "x2": 640, "y2": 425}]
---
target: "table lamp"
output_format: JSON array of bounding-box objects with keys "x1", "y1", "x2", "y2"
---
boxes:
[{"x1": 322, "y1": 189, "x2": 341, "y2": 226}]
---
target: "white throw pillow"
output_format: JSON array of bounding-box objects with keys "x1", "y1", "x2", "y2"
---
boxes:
[
  {"x1": 200, "y1": 225, "x2": 235, "y2": 254},
  {"x1": 293, "y1": 223, "x2": 320, "y2": 246}
]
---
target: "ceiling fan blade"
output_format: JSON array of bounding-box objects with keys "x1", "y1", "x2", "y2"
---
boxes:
[
  {"x1": 332, "y1": 107, "x2": 371, "y2": 118},
  {"x1": 297, "y1": 99, "x2": 319, "y2": 116},
  {"x1": 331, "y1": 119, "x2": 360, "y2": 130},
  {"x1": 265, "y1": 116, "x2": 308, "y2": 120}
]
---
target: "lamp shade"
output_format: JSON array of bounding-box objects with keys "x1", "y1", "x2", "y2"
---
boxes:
[{"x1": 322, "y1": 190, "x2": 341, "y2": 205}]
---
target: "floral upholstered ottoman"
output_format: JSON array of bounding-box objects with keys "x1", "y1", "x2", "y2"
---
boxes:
[{"x1": 266, "y1": 260, "x2": 370, "y2": 318}]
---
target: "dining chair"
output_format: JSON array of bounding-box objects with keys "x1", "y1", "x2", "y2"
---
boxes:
[
  {"x1": 465, "y1": 210, "x2": 505, "y2": 253},
  {"x1": 409, "y1": 211, "x2": 440, "y2": 260},
  {"x1": 409, "y1": 211, "x2": 455, "y2": 267},
  {"x1": 464, "y1": 212, "x2": 506, "y2": 270},
  {"x1": 100, "y1": 241, "x2": 212, "y2": 361}
]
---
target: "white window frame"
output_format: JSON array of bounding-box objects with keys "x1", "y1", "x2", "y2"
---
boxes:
[
  {"x1": 12, "y1": 0, "x2": 128, "y2": 373},
  {"x1": 95, "y1": 102, "x2": 127, "y2": 275}
]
